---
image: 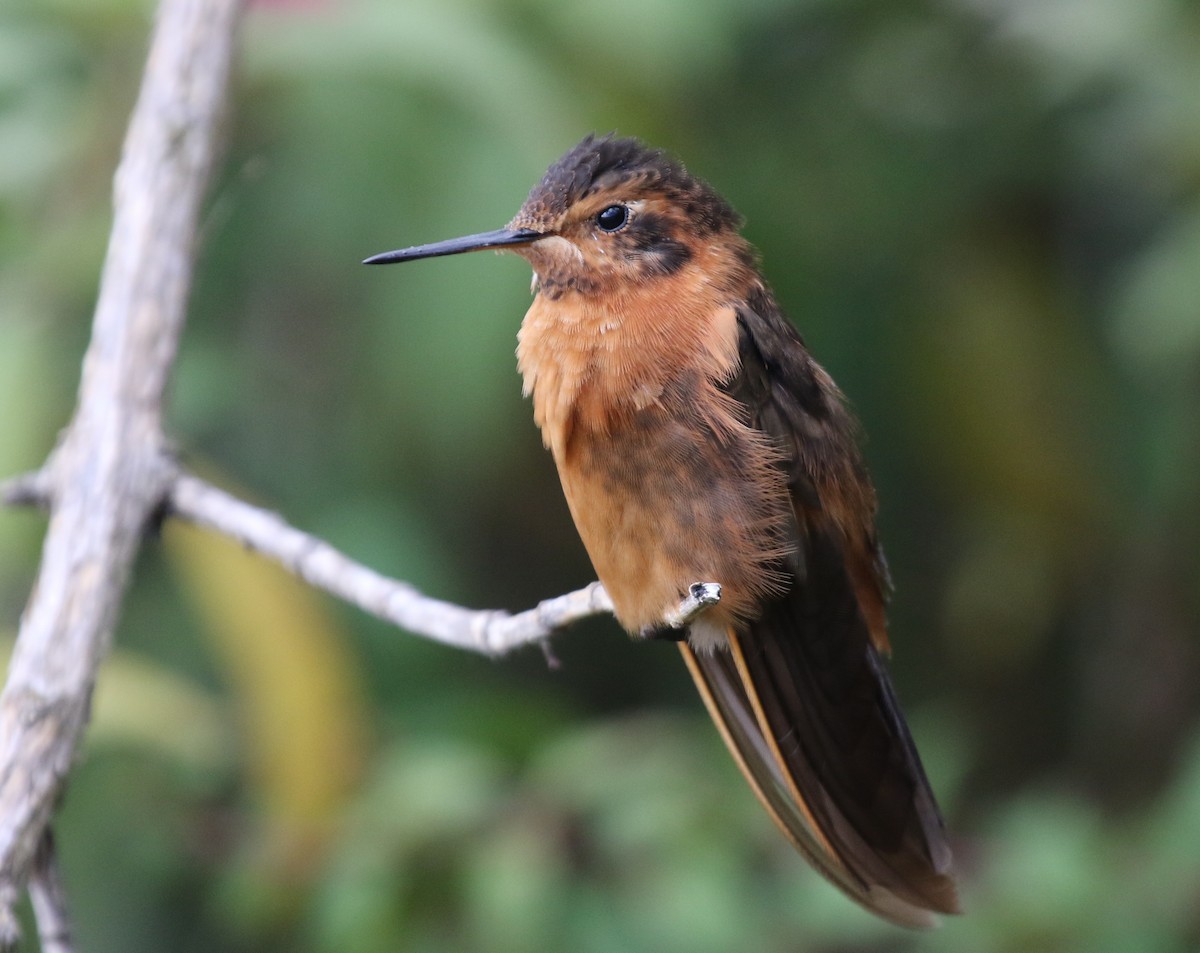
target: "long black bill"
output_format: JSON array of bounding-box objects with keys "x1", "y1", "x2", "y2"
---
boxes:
[{"x1": 363, "y1": 227, "x2": 541, "y2": 265}]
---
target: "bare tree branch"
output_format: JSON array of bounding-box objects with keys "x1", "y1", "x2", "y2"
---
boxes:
[
  {"x1": 0, "y1": 0, "x2": 242, "y2": 945},
  {"x1": 6, "y1": 459, "x2": 621, "y2": 658},
  {"x1": 166, "y1": 473, "x2": 615, "y2": 654}
]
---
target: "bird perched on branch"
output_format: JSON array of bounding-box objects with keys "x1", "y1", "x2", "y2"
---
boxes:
[{"x1": 366, "y1": 134, "x2": 958, "y2": 926}]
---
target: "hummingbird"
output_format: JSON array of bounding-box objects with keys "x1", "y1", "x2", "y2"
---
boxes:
[{"x1": 365, "y1": 134, "x2": 958, "y2": 926}]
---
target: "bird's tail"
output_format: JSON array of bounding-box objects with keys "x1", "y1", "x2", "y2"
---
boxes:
[{"x1": 680, "y1": 592, "x2": 958, "y2": 927}]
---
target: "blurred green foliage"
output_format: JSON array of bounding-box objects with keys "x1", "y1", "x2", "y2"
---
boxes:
[{"x1": 2, "y1": 0, "x2": 1200, "y2": 949}]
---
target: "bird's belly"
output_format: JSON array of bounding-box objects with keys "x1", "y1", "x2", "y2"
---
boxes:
[{"x1": 556, "y1": 405, "x2": 787, "y2": 635}]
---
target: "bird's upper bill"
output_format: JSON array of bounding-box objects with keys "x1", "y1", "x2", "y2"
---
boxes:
[{"x1": 363, "y1": 227, "x2": 541, "y2": 265}]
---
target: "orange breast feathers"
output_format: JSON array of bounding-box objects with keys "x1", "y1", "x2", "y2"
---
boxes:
[{"x1": 516, "y1": 253, "x2": 791, "y2": 635}]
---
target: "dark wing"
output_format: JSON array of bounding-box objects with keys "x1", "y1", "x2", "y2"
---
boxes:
[{"x1": 681, "y1": 289, "x2": 958, "y2": 927}]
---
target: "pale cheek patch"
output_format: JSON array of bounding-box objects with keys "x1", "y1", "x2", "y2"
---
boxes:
[{"x1": 530, "y1": 235, "x2": 583, "y2": 265}]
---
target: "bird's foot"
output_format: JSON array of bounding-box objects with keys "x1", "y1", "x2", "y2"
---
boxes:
[{"x1": 639, "y1": 582, "x2": 722, "y2": 641}]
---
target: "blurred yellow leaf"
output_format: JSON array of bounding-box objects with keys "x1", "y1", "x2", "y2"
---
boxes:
[{"x1": 163, "y1": 500, "x2": 371, "y2": 879}]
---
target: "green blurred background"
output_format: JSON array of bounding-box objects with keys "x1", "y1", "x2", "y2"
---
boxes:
[{"x1": 3, "y1": 0, "x2": 1200, "y2": 949}]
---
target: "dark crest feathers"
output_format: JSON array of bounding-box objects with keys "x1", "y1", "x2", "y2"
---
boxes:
[{"x1": 516, "y1": 134, "x2": 742, "y2": 234}]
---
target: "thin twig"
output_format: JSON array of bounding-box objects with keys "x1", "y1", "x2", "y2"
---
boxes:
[
  {"x1": 167, "y1": 472, "x2": 615, "y2": 655},
  {"x1": 29, "y1": 832, "x2": 73, "y2": 953},
  {"x1": 0, "y1": 470, "x2": 52, "y2": 509}
]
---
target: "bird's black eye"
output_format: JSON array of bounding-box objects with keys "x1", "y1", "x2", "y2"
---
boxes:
[{"x1": 595, "y1": 204, "x2": 628, "y2": 232}]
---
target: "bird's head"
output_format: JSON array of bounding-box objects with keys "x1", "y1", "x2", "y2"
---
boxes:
[{"x1": 365, "y1": 134, "x2": 743, "y2": 299}]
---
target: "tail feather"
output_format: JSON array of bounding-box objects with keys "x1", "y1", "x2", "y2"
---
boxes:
[
  {"x1": 679, "y1": 550, "x2": 959, "y2": 928},
  {"x1": 680, "y1": 644, "x2": 879, "y2": 911}
]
